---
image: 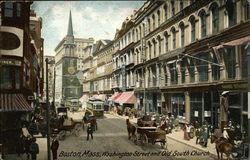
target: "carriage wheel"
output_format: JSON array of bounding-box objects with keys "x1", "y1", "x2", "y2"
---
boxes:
[
  {"x1": 74, "y1": 124, "x2": 82, "y2": 137},
  {"x1": 160, "y1": 140, "x2": 167, "y2": 149},
  {"x1": 133, "y1": 134, "x2": 138, "y2": 145},
  {"x1": 58, "y1": 130, "x2": 66, "y2": 140}
]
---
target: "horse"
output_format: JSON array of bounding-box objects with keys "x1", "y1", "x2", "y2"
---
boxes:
[
  {"x1": 211, "y1": 135, "x2": 234, "y2": 160},
  {"x1": 126, "y1": 119, "x2": 136, "y2": 141}
]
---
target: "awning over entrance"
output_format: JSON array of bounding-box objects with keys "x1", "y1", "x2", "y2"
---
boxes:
[
  {"x1": 92, "y1": 94, "x2": 105, "y2": 101},
  {"x1": 79, "y1": 95, "x2": 89, "y2": 103},
  {"x1": 110, "y1": 92, "x2": 122, "y2": 101},
  {"x1": 214, "y1": 36, "x2": 250, "y2": 49},
  {"x1": 114, "y1": 91, "x2": 136, "y2": 105},
  {"x1": 0, "y1": 93, "x2": 33, "y2": 112}
]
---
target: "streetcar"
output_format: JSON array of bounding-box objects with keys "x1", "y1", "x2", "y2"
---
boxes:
[{"x1": 86, "y1": 99, "x2": 104, "y2": 117}]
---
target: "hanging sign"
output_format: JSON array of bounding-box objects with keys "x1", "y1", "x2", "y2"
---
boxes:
[{"x1": 0, "y1": 59, "x2": 21, "y2": 66}]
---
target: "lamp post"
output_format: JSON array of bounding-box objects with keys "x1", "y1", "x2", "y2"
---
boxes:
[{"x1": 45, "y1": 58, "x2": 51, "y2": 160}]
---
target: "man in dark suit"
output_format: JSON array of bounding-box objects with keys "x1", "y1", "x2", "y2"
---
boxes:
[{"x1": 51, "y1": 135, "x2": 59, "y2": 160}]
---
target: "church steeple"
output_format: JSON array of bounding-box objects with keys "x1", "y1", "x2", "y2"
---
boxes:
[{"x1": 67, "y1": 10, "x2": 74, "y2": 37}]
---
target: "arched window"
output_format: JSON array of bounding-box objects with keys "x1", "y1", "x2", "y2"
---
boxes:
[
  {"x1": 171, "y1": 0, "x2": 175, "y2": 16},
  {"x1": 211, "y1": 4, "x2": 219, "y2": 33},
  {"x1": 164, "y1": 4, "x2": 168, "y2": 20},
  {"x1": 153, "y1": 39, "x2": 156, "y2": 57},
  {"x1": 164, "y1": 32, "x2": 169, "y2": 52},
  {"x1": 180, "y1": 0, "x2": 184, "y2": 10},
  {"x1": 157, "y1": 36, "x2": 161, "y2": 55},
  {"x1": 179, "y1": 23, "x2": 185, "y2": 47},
  {"x1": 171, "y1": 28, "x2": 176, "y2": 49},
  {"x1": 190, "y1": 17, "x2": 196, "y2": 42},
  {"x1": 148, "y1": 18, "x2": 151, "y2": 32},
  {"x1": 226, "y1": 0, "x2": 237, "y2": 27},
  {"x1": 152, "y1": 14, "x2": 156, "y2": 30},
  {"x1": 200, "y1": 11, "x2": 207, "y2": 38},
  {"x1": 157, "y1": 10, "x2": 161, "y2": 27},
  {"x1": 142, "y1": 23, "x2": 145, "y2": 36}
]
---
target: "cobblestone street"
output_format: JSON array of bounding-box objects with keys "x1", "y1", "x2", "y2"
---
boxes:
[{"x1": 56, "y1": 112, "x2": 216, "y2": 160}]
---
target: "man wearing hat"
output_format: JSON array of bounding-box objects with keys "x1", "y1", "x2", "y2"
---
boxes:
[
  {"x1": 51, "y1": 135, "x2": 59, "y2": 160},
  {"x1": 220, "y1": 91, "x2": 229, "y2": 133},
  {"x1": 87, "y1": 123, "x2": 93, "y2": 141}
]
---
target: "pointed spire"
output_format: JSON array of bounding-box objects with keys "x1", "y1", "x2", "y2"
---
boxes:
[{"x1": 67, "y1": 10, "x2": 73, "y2": 37}]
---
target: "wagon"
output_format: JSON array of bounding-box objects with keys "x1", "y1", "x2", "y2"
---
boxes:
[
  {"x1": 134, "y1": 126, "x2": 167, "y2": 149},
  {"x1": 51, "y1": 118, "x2": 82, "y2": 140}
]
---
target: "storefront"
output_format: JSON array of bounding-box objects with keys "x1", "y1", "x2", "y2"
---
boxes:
[
  {"x1": 171, "y1": 93, "x2": 185, "y2": 119},
  {"x1": 189, "y1": 91, "x2": 220, "y2": 127}
]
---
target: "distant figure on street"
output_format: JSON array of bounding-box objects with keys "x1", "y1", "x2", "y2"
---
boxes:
[
  {"x1": 51, "y1": 135, "x2": 59, "y2": 160},
  {"x1": 24, "y1": 135, "x2": 32, "y2": 160},
  {"x1": 16, "y1": 134, "x2": 25, "y2": 157},
  {"x1": 29, "y1": 137, "x2": 39, "y2": 160},
  {"x1": 183, "y1": 124, "x2": 190, "y2": 140},
  {"x1": 87, "y1": 123, "x2": 93, "y2": 141}
]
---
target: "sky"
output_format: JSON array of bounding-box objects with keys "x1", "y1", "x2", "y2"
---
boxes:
[{"x1": 31, "y1": 1, "x2": 145, "y2": 56}]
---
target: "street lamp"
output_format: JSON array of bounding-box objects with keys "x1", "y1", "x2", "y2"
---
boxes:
[{"x1": 45, "y1": 58, "x2": 51, "y2": 160}]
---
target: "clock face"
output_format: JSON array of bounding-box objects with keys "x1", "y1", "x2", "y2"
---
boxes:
[{"x1": 68, "y1": 67, "x2": 75, "y2": 75}]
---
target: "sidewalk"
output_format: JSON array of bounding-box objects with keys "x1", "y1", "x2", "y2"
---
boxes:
[{"x1": 109, "y1": 112, "x2": 217, "y2": 158}]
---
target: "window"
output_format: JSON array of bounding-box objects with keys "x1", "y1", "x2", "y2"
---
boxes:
[
  {"x1": 211, "y1": 4, "x2": 219, "y2": 33},
  {"x1": 169, "y1": 62, "x2": 178, "y2": 85},
  {"x1": 142, "y1": 23, "x2": 145, "y2": 37},
  {"x1": 200, "y1": 11, "x2": 207, "y2": 38},
  {"x1": 153, "y1": 39, "x2": 156, "y2": 57},
  {"x1": 164, "y1": 32, "x2": 169, "y2": 52},
  {"x1": 212, "y1": 52, "x2": 220, "y2": 80},
  {"x1": 181, "y1": 60, "x2": 186, "y2": 83},
  {"x1": 190, "y1": 17, "x2": 196, "y2": 42},
  {"x1": 136, "y1": 29, "x2": 138, "y2": 41},
  {"x1": 246, "y1": 2, "x2": 250, "y2": 20},
  {"x1": 164, "y1": 4, "x2": 168, "y2": 20},
  {"x1": 148, "y1": 18, "x2": 151, "y2": 32},
  {"x1": 139, "y1": 26, "x2": 142, "y2": 39},
  {"x1": 152, "y1": 67, "x2": 157, "y2": 87},
  {"x1": 171, "y1": 0, "x2": 175, "y2": 16},
  {"x1": 171, "y1": 28, "x2": 176, "y2": 49},
  {"x1": 225, "y1": 47, "x2": 236, "y2": 79},
  {"x1": 16, "y1": 3, "x2": 21, "y2": 17},
  {"x1": 226, "y1": 0, "x2": 237, "y2": 27},
  {"x1": 148, "y1": 42, "x2": 152, "y2": 59},
  {"x1": 158, "y1": 37, "x2": 161, "y2": 55},
  {"x1": 241, "y1": 45, "x2": 248, "y2": 78},
  {"x1": 158, "y1": 65, "x2": 162, "y2": 86},
  {"x1": 157, "y1": 10, "x2": 161, "y2": 27},
  {"x1": 180, "y1": 0, "x2": 184, "y2": 10},
  {"x1": 188, "y1": 58, "x2": 195, "y2": 82},
  {"x1": 197, "y1": 54, "x2": 208, "y2": 82},
  {"x1": 152, "y1": 14, "x2": 156, "y2": 30},
  {"x1": 164, "y1": 66, "x2": 168, "y2": 86},
  {"x1": 4, "y1": 2, "x2": 13, "y2": 17},
  {"x1": 0, "y1": 67, "x2": 20, "y2": 89},
  {"x1": 180, "y1": 23, "x2": 185, "y2": 47}
]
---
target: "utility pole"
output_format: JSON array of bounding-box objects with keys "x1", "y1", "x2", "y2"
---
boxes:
[
  {"x1": 53, "y1": 66, "x2": 56, "y2": 111},
  {"x1": 246, "y1": 43, "x2": 250, "y2": 159},
  {"x1": 45, "y1": 58, "x2": 51, "y2": 160}
]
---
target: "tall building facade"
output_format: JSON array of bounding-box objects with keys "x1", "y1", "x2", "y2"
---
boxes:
[
  {"x1": 0, "y1": 2, "x2": 43, "y2": 153},
  {"x1": 54, "y1": 11, "x2": 94, "y2": 106},
  {"x1": 129, "y1": 0, "x2": 249, "y2": 131}
]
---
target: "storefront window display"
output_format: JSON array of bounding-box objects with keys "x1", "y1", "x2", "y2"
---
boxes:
[{"x1": 171, "y1": 93, "x2": 185, "y2": 119}]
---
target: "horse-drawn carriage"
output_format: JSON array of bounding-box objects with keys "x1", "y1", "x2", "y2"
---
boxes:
[
  {"x1": 50, "y1": 117, "x2": 82, "y2": 140},
  {"x1": 135, "y1": 126, "x2": 167, "y2": 149},
  {"x1": 126, "y1": 117, "x2": 167, "y2": 149}
]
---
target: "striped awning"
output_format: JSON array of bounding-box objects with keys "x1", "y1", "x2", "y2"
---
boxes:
[
  {"x1": 111, "y1": 92, "x2": 122, "y2": 101},
  {"x1": 114, "y1": 91, "x2": 136, "y2": 104},
  {"x1": 0, "y1": 93, "x2": 33, "y2": 112}
]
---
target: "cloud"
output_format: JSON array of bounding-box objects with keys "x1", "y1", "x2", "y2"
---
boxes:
[{"x1": 32, "y1": 1, "x2": 145, "y2": 56}]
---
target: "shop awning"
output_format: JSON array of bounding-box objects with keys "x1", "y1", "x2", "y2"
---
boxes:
[
  {"x1": 0, "y1": 93, "x2": 33, "y2": 112},
  {"x1": 79, "y1": 95, "x2": 89, "y2": 103},
  {"x1": 114, "y1": 91, "x2": 136, "y2": 104},
  {"x1": 110, "y1": 92, "x2": 122, "y2": 101},
  {"x1": 92, "y1": 94, "x2": 105, "y2": 101},
  {"x1": 213, "y1": 36, "x2": 250, "y2": 49}
]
